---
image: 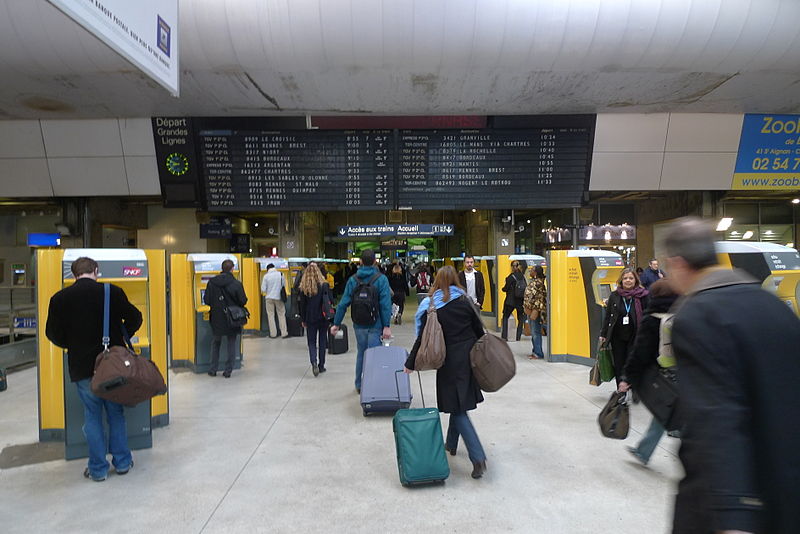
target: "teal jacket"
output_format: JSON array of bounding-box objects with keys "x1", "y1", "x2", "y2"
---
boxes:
[{"x1": 333, "y1": 266, "x2": 392, "y2": 328}]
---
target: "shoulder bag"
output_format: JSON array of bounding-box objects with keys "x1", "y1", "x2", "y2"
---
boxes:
[
  {"x1": 321, "y1": 283, "x2": 336, "y2": 322},
  {"x1": 219, "y1": 283, "x2": 249, "y2": 328},
  {"x1": 414, "y1": 297, "x2": 446, "y2": 371},
  {"x1": 465, "y1": 296, "x2": 516, "y2": 392},
  {"x1": 598, "y1": 391, "x2": 630, "y2": 439}
]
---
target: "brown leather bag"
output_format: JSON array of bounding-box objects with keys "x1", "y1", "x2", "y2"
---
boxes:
[
  {"x1": 466, "y1": 297, "x2": 516, "y2": 392},
  {"x1": 414, "y1": 297, "x2": 446, "y2": 370},
  {"x1": 91, "y1": 345, "x2": 167, "y2": 407}
]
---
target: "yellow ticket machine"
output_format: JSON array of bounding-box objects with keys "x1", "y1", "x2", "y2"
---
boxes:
[
  {"x1": 255, "y1": 257, "x2": 290, "y2": 336},
  {"x1": 36, "y1": 248, "x2": 168, "y2": 456},
  {"x1": 716, "y1": 242, "x2": 800, "y2": 315},
  {"x1": 473, "y1": 256, "x2": 497, "y2": 316},
  {"x1": 169, "y1": 253, "x2": 243, "y2": 373},
  {"x1": 494, "y1": 254, "x2": 546, "y2": 330},
  {"x1": 547, "y1": 249, "x2": 624, "y2": 364}
]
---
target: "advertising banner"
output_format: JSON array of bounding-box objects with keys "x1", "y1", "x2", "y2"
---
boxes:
[{"x1": 733, "y1": 114, "x2": 800, "y2": 190}]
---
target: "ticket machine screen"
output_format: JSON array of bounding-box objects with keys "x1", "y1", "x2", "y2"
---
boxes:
[{"x1": 598, "y1": 284, "x2": 612, "y2": 302}]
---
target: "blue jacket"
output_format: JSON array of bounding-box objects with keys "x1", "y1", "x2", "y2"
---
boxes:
[
  {"x1": 333, "y1": 265, "x2": 392, "y2": 328},
  {"x1": 640, "y1": 267, "x2": 665, "y2": 289}
]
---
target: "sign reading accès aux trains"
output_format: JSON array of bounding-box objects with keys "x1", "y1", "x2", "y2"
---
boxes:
[
  {"x1": 733, "y1": 114, "x2": 800, "y2": 190},
  {"x1": 337, "y1": 224, "x2": 454, "y2": 238}
]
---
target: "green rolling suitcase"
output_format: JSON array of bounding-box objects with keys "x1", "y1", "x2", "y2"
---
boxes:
[{"x1": 392, "y1": 372, "x2": 450, "y2": 486}]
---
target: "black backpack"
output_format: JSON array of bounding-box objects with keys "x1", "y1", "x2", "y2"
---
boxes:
[
  {"x1": 513, "y1": 274, "x2": 526, "y2": 299},
  {"x1": 350, "y1": 272, "x2": 382, "y2": 326}
]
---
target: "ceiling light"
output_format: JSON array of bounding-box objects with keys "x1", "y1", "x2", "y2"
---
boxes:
[
  {"x1": 526, "y1": 219, "x2": 531, "y2": 224},
  {"x1": 730, "y1": 230, "x2": 740, "y2": 235},
  {"x1": 716, "y1": 217, "x2": 733, "y2": 231},
  {"x1": 254, "y1": 223, "x2": 259, "y2": 227},
  {"x1": 792, "y1": 199, "x2": 799, "y2": 204},
  {"x1": 764, "y1": 230, "x2": 773, "y2": 234},
  {"x1": 471, "y1": 208, "x2": 477, "y2": 213},
  {"x1": 787, "y1": 242, "x2": 795, "y2": 248},
  {"x1": 742, "y1": 230, "x2": 754, "y2": 240}
]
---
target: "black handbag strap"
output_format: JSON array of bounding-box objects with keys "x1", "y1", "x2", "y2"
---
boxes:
[{"x1": 102, "y1": 283, "x2": 134, "y2": 352}]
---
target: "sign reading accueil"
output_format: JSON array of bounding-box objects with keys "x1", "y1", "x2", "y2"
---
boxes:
[
  {"x1": 48, "y1": 0, "x2": 179, "y2": 95},
  {"x1": 337, "y1": 224, "x2": 455, "y2": 238},
  {"x1": 733, "y1": 114, "x2": 800, "y2": 190}
]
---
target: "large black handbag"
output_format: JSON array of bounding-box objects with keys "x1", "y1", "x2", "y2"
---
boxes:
[
  {"x1": 637, "y1": 364, "x2": 680, "y2": 431},
  {"x1": 220, "y1": 285, "x2": 249, "y2": 328},
  {"x1": 598, "y1": 391, "x2": 630, "y2": 439}
]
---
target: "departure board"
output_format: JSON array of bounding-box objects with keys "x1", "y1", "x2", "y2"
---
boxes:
[
  {"x1": 199, "y1": 129, "x2": 393, "y2": 211},
  {"x1": 396, "y1": 128, "x2": 591, "y2": 209}
]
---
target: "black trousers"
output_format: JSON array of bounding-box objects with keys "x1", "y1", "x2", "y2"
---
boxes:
[
  {"x1": 211, "y1": 334, "x2": 238, "y2": 373},
  {"x1": 610, "y1": 336, "x2": 633, "y2": 387},
  {"x1": 501, "y1": 304, "x2": 525, "y2": 341},
  {"x1": 392, "y1": 294, "x2": 405, "y2": 317}
]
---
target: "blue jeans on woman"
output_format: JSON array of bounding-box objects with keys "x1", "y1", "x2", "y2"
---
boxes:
[
  {"x1": 630, "y1": 417, "x2": 665, "y2": 464},
  {"x1": 529, "y1": 316, "x2": 544, "y2": 358},
  {"x1": 445, "y1": 412, "x2": 486, "y2": 463},
  {"x1": 353, "y1": 324, "x2": 382, "y2": 390},
  {"x1": 306, "y1": 321, "x2": 327, "y2": 368},
  {"x1": 75, "y1": 378, "x2": 133, "y2": 479}
]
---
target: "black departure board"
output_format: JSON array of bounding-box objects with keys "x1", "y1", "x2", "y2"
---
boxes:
[
  {"x1": 396, "y1": 128, "x2": 591, "y2": 209},
  {"x1": 199, "y1": 129, "x2": 393, "y2": 211}
]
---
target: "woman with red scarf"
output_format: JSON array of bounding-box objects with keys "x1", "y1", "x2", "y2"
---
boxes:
[{"x1": 599, "y1": 268, "x2": 649, "y2": 387}]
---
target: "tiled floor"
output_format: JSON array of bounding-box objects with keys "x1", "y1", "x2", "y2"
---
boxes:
[{"x1": 0, "y1": 314, "x2": 682, "y2": 533}]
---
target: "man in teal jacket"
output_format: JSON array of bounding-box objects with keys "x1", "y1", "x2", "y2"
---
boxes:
[{"x1": 330, "y1": 249, "x2": 393, "y2": 393}]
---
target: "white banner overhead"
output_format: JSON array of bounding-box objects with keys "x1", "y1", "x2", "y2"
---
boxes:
[{"x1": 48, "y1": 0, "x2": 179, "y2": 96}]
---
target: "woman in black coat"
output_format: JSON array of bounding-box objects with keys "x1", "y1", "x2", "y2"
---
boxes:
[
  {"x1": 405, "y1": 265, "x2": 487, "y2": 479},
  {"x1": 297, "y1": 263, "x2": 332, "y2": 377},
  {"x1": 501, "y1": 260, "x2": 527, "y2": 341},
  {"x1": 388, "y1": 263, "x2": 409, "y2": 325},
  {"x1": 599, "y1": 267, "x2": 649, "y2": 386},
  {"x1": 617, "y1": 279, "x2": 679, "y2": 465}
]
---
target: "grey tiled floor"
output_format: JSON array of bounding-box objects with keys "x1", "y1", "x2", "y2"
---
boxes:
[{"x1": 0, "y1": 317, "x2": 682, "y2": 533}]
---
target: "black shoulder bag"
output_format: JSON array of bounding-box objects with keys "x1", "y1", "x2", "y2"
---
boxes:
[{"x1": 218, "y1": 284, "x2": 250, "y2": 328}]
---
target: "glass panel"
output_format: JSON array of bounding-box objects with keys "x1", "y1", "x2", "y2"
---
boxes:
[
  {"x1": 759, "y1": 225, "x2": 793, "y2": 243},
  {"x1": 724, "y1": 204, "x2": 758, "y2": 224},
  {"x1": 760, "y1": 203, "x2": 793, "y2": 224}
]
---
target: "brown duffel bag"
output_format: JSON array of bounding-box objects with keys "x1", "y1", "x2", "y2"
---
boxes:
[
  {"x1": 464, "y1": 296, "x2": 516, "y2": 392},
  {"x1": 91, "y1": 345, "x2": 167, "y2": 407}
]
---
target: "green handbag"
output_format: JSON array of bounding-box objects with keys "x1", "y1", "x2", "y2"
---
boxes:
[{"x1": 590, "y1": 342, "x2": 615, "y2": 385}]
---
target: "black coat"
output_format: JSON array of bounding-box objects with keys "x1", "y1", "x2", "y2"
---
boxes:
[
  {"x1": 406, "y1": 296, "x2": 484, "y2": 414},
  {"x1": 388, "y1": 273, "x2": 409, "y2": 302},
  {"x1": 45, "y1": 278, "x2": 143, "y2": 382},
  {"x1": 502, "y1": 272, "x2": 526, "y2": 308},
  {"x1": 203, "y1": 272, "x2": 248, "y2": 336},
  {"x1": 458, "y1": 269, "x2": 486, "y2": 308},
  {"x1": 671, "y1": 269, "x2": 800, "y2": 534},
  {"x1": 600, "y1": 290, "x2": 650, "y2": 342},
  {"x1": 621, "y1": 293, "x2": 678, "y2": 386},
  {"x1": 297, "y1": 283, "x2": 331, "y2": 325}
]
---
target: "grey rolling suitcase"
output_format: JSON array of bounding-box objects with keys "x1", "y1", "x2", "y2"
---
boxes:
[{"x1": 361, "y1": 343, "x2": 411, "y2": 416}]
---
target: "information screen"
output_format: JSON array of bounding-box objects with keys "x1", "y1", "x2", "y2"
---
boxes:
[
  {"x1": 396, "y1": 128, "x2": 591, "y2": 209},
  {"x1": 198, "y1": 129, "x2": 393, "y2": 211}
]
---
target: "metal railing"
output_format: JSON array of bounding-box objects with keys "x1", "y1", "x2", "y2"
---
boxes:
[{"x1": 0, "y1": 286, "x2": 37, "y2": 369}]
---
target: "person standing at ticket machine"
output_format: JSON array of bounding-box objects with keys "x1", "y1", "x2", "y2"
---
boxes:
[
  {"x1": 204, "y1": 260, "x2": 248, "y2": 378},
  {"x1": 599, "y1": 268, "x2": 649, "y2": 386},
  {"x1": 501, "y1": 261, "x2": 527, "y2": 341}
]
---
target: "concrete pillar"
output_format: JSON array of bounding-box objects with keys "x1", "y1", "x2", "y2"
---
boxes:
[
  {"x1": 490, "y1": 210, "x2": 514, "y2": 255},
  {"x1": 279, "y1": 212, "x2": 303, "y2": 257}
]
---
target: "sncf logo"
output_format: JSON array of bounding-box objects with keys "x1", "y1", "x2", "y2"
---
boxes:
[{"x1": 123, "y1": 267, "x2": 142, "y2": 277}]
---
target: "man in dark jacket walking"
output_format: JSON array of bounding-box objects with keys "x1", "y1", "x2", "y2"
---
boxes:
[
  {"x1": 45, "y1": 256, "x2": 142, "y2": 482},
  {"x1": 640, "y1": 259, "x2": 666, "y2": 289},
  {"x1": 203, "y1": 259, "x2": 248, "y2": 378},
  {"x1": 664, "y1": 217, "x2": 800, "y2": 534},
  {"x1": 331, "y1": 249, "x2": 392, "y2": 393}
]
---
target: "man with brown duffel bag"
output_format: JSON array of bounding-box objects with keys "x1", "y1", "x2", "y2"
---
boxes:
[{"x1": 45, "y1": 257, "x2": 144, "y2": 482}]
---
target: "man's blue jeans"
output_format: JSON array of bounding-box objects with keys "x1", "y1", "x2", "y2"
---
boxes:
[
  {"x1": 445, "y1": 412, "x2": 486, "y2": 463},
  {"x1": 634, "y1": 416, "x2": 665, "y2": 463},
  {"x1": 353, "y1": 324, "x2": 382, "y2": 390},
  {"x1": 75, "y1": 379, "x2": 133, "y2": 479},
  {"x1": 529, "y1": 316, "x2": 544, "y2": 358}
]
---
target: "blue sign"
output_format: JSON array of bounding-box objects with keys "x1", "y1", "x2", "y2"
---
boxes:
[
  {"x1": 13, "y1": 317, "x2": 36, "y2": 329},
  {"x1": 733, "y1": 114, "x2": 800, "y2": 190},
  {"x1": 337, "y1": 224, "x2": 454, "y2": 238}
]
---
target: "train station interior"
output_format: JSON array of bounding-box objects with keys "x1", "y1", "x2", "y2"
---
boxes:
[{"x1": 1, "y1": 1, "x2": 800, "y2": 533}]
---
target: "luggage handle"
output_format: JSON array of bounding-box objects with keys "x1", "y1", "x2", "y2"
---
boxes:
[{"x1": 395, "y1": 370, "x2": 425, "y2": 408}]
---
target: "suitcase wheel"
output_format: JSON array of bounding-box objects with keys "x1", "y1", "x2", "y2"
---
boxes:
[{"x1": 362, "y1": 409, "x2": 368, "y2": 417}]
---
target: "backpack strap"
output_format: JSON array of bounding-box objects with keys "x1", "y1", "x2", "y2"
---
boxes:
[
  {"x1": 102, "y1": 283, "x2": 110, "y2": 351},
  {"x1": 367, "y1": 272, "x2": 381, "y2": 285}
]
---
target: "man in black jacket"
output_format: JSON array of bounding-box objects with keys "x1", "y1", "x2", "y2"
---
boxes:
[
  {"x1": 458, "y1": 255, "x2": 485, "y2": 310},
  {"x1": 665, "y1": 217, "x2": 800, "y2": 534},
  {"x1": 203, "y1": 259, "x2": 248, "y2": 378},
  {"x1": 45, "y1": 256, "x2": 142, "y2": 482}
]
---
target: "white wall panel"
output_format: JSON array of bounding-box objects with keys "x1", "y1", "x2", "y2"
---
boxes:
[
  {"x1": 660, "y1": 152, "x2": 737, "y2": 190},
  {"x1": 0, "y1": 158, "x2": 53, "y2": 196},
  {"x1": 119, "y1": 119, "x2": 156, "y2": 156},
  {"x1": 666, "y1": 114, "x2": 744, "y2": 152},
  {"x1": 0, "y1": 121, "x2": 45, "y2": 158},
  {"x1": 124, "y1": 156, "x2": 160, "y2": 195},
  {"x1": 41, "y1": 119, "x2": 122, "y2": 157},
  {"x1": 48, "y1": 157, "x2": 128, "y2": 196},
  {"x1": 593, "y1": 114, "x2": 669, "y2": 152},
  {"x1": 589, "y1": 152, "x2": 664, "y2": 191}
]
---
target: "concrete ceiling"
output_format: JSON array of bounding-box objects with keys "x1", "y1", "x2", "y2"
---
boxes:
[{"x1": 1, "y1": 0, "x2": 800, "y2": 120}]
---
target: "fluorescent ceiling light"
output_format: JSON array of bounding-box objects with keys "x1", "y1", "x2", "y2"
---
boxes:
[
  {"x1": 716, "y1": 217, "x2": 733, "y2": 231},
  {"x1": 792, "y1": 199, "x2": 799, "y2": 204},
  {"x1": 742, "y1": 230, "x2": 754, "y2": 239}
]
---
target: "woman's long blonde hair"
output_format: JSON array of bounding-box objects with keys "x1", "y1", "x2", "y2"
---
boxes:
[
  {"x1": 300, "y1": 263, "x2": 326, "y2": 296},
  {"x1": 427, "y1": 265, "x2": 463, "y2": 302}
]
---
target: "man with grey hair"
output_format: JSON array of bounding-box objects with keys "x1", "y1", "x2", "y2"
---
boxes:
[{"x1": 664, "y1": 217, "x2": 800, "y2": 534}]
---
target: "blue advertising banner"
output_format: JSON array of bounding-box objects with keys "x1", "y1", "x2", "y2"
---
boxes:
[
  {"x1": 337, "y1": 224, "x2": 454, "y2": 238},
  {"x1": 733, "y1": 114, "x2": 800, "y2": 190}
]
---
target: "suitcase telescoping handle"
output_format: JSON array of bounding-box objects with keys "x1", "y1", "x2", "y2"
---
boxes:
[{"x1": 395, "y1": 370, "x2": 425, "y2": 408}]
